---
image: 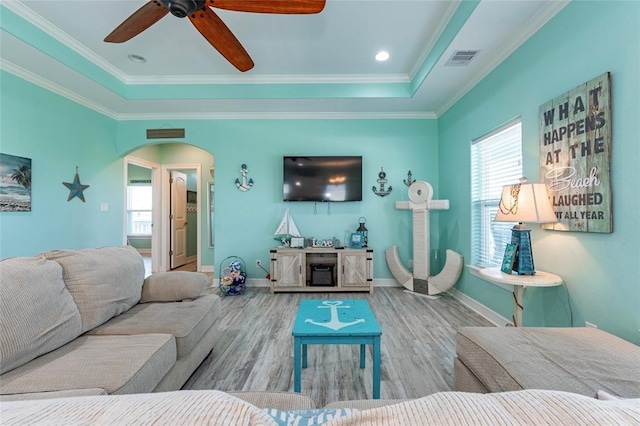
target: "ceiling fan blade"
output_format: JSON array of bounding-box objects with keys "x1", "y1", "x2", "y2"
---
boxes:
[
  {"x1": 209, "y1": 0, "x2": 326, "y2": 14},
  {"x1": 104, "y1": 1, "x2": 169, "y2": 43},
  {"x1": 189, "y1": 7, "x2": 254, "y2": 72}
]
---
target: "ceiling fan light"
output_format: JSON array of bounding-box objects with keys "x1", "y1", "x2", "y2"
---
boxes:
[{"x1": 375, "y1": 51, "x2": 390, "y2": 62}]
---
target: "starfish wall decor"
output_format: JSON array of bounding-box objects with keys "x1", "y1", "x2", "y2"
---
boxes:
[{"x1": 63, "y1": 166, "x2": 90, "y2": 202}]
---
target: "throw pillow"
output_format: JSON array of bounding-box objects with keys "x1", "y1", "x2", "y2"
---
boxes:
[
  {"x1": 42, "y1": 246, "x2": 145, "y2": 333},
  {"x1": 140, "y1": 271, "x2": 208, "y2": 303},
  {"x1": 263, "y1": 408, "x2": 357, "y2": 425},
  {"x1": 0, "y1": 256, "x2": 82, "y2": 374}
]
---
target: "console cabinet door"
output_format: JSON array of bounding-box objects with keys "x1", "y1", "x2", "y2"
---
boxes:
[
  {"x1": 341, "y1": 252, "x2": 369, "y2": 287},
  {"x1": 273, "y1": 252, "x2": 304, "y2": 288}
]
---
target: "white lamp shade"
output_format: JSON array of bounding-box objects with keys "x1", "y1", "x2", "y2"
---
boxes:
[{"x1": 495, "y1": 183, "x2": 558, "y2": 224}]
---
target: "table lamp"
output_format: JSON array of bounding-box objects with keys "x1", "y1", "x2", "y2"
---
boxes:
[{"x1": 494, "y1": 178, "x2": 558, "y2": 275}]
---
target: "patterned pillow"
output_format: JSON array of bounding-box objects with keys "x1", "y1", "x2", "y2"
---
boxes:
[{"x1": 263, "y1": 408, "x2": 357, "y2": 425}]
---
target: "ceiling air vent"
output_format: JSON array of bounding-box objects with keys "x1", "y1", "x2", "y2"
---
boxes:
[
  {"x1": 445, "y1": 50, "x2": 480, "y2": 66},
  {"x1": 146, "y1": 128, "x2": 185, "y2": 139}
]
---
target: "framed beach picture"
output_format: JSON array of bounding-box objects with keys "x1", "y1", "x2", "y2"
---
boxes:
[
  {"x1": 0, "y1": 153, "x2": 32, "y2": 212},
  {"x1": 501, "y1": 243, "x2": 518, "y2": 274}
]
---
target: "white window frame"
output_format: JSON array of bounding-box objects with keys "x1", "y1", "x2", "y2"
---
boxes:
[
  {"x1": 127, "y1": 185, "x2": 153, "y2": 237},
  {"x1": 471, "y1": 119, "x2": 523, "y2": 268}
]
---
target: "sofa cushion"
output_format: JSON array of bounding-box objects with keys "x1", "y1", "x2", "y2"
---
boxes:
[
  {"x1": 456, "y1": 327, "x2": 640, "y2": 398},
  {"x1": 140, "y1": 271, "x2": 208, "y2": 303},
  {"x1": 88, "y1": 294, "x2": 220, "y2": 359},
  {"x1": 0, "y1": 390, "x2": 277, "y2": 425},
  {"x1": 0, "y1": 334, "x2": 176, "y2": 395},
  {"x1": 42, "y1": 246, "x2": 145, "y2": 332},
  {"x1": 324, "y1": 399, "x2": 406, "y2": 410},
  {"x1": 0, "y1": 257, "x2": 82, "y2": 374},
  {"x1": 229, "y1": 391, "x2": 316, "y2": 410},
  {"x1": 0, "y1": 388, "x2": 108, "y2": 402}
]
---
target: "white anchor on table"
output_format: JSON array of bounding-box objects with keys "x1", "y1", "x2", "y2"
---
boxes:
[{"x1": 305, "y1": 301, "x2": 365, "y2": 331}]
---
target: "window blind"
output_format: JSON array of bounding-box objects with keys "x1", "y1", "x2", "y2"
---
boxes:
[{"x1": 471, "y1": 120, "x2": 523, "y2": 267}]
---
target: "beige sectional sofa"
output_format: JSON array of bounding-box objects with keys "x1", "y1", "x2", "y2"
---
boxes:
[
  {"x1": 2, "y1": 388, "x2": 639, "y2": 425},
  {"x1": 0, "y1": 246, "x2": 221, "y2": 400},
  {"x1": 454, "y1": 326, "x2": 640, "y2": 398}
]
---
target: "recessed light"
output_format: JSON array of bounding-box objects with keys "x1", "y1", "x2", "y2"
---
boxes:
[
  {"x1": 375, "y1": 51, "x2": 390, "y2": 62},
  {"x1": 128, "y1": 54, "x2": 147, "y2": 64}
]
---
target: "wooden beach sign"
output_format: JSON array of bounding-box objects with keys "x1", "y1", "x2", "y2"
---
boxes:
[{"x1": 539, "y1": 72, "x2": 612, "y2": 233}]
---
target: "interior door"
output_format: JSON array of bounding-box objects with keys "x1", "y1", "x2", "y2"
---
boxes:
[{"x1": 170, "y1": 170, "x2": 188, "y2": 269}]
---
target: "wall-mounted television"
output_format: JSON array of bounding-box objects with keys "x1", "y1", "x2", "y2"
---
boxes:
[{"x1": 283, "y1": 156, "x2": 363, "y2": 202}]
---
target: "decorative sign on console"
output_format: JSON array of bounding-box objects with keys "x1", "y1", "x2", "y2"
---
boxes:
[{"x1": 539, "y1": 72, "x2": 612, "y2": 233}]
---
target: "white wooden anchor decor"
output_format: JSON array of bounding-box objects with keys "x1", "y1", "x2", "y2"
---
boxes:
[
  {"x1": 234, "y1": 164, "x2": 254, "y2": 191},
  {"x1": 386, "y1": 181, "x2": 463, "y2": 297},
  {"x1": 372, "y1": 167, "x2": 392, "y2": 197},
  {"x1": 304, "y1": 301, "x2": 365, "y2": 331}
]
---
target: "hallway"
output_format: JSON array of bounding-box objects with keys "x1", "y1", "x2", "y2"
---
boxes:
[{"x1": 142, "y1": 256, "x2": 198, "y2": 277}]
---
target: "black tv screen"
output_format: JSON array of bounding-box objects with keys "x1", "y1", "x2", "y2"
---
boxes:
[{"x1": 283, "y1": 156, "x2": 363, "y2": 202}]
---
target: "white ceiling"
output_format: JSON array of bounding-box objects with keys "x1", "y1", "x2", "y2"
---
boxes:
[{"x1": 0, "y1": 0, "x2": 568, "y2": 119}]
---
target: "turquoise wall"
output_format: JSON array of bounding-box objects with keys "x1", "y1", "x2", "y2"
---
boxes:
[
  {"x1": 0, "y1": 74, "x2": 439, "y2": 280},
  {"x1": 439, "y1": 1, "x2": 640, "y2": 343},
  {"x1": 2, "y1": 0, "x2": 636, "y2": 345},
  {"x1": 117, "y1": 119, "x2": 440, "y2": 279},
  {"x1": 0, "y1": 72, "x2": 122, "y2": 258}
]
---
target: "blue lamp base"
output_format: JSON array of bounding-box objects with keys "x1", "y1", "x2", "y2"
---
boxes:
[{"x1": 510, "y1": 224, "x2": 535, "y2": 275}]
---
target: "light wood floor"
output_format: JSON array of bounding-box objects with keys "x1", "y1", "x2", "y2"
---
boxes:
[{"x1": 182, "y1": 287, "x2": 493, "y2": 407}]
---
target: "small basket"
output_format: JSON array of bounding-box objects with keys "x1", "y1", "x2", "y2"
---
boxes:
[{"x1": 218, "y1": 256, "x2": 246, "y2": 296}]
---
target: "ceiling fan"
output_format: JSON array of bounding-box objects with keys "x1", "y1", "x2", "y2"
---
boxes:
[{"x1": 104, "y1": 0, "x2": 326, "y2": 72}]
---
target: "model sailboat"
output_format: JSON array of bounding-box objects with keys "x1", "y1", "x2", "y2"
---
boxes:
[{"x1": 274, "y1": 208, "x2": 300, "y2": 245}]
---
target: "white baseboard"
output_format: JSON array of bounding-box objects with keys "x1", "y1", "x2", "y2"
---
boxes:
[
  {"x1": 212, "y1": 276, "x2": 504, "y2": 327},
  {"x1": 135, "y1": 249, "x2": 151, "y2": 255},
  {"x1": 374, "y1": 278, "x2": 403, "y2": 287},
  {"x1": 448, "y1": 287, "x2": 511, "y2": 327},
  {"x1": 201, "y1": 265, "x2": 213, "y2": 273},
  {"x1": 213, "y1": 278, "x2": 399, "y2": 288}
]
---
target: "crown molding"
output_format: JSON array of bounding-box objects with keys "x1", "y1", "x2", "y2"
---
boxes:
[
  {"x1": 125, "y1": 73, "x2": 410, "y2": 85},
  {"x1": 2, "y1": 58, "x2": 435, "y2": 120},
  {"x1": 3, "y1": 0, "x2": 410, "y2": 88},
  {"x1": 2, "y1": 0, "x2": 129, "y2": 82},
  {"x1": 116, "y1": 111, "x2": 437, "y2": 121},
  {"x1": 0, "y1": 59, "x2": 118, "y2": 119},
  {"x1": 408, "y1": 0, "x2": 461, "y2": 80},
  {"x1": 436, "y1": 0, "x2": 570, "y2": 117}
]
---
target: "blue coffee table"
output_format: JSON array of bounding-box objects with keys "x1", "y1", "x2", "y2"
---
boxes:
[{"x1": 292, "y1": 299, "x2": 382, "y2": 398}]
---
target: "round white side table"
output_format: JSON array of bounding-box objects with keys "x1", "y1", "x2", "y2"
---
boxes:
[{"x1": 479, "y1": 267, "x2": 563, "y2": 327}]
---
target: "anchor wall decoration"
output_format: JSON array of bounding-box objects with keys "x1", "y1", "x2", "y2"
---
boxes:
[
  {"x1": 386, "y1": 181, "x2": 463, "y2": 297},
  {"x1": 372, "y1": 167, "x2": 392, "y2": 197},
  {"x1": 234, "y1": 164, "x2": 254, "y2": 192},
  {"x1": 403, "y1": 170, "x2": 416, "y2": 187},
  {"x1": 304, "y1": 301, "x2": 365, "y2": 331}
]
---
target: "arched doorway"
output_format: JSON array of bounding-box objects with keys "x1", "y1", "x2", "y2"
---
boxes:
[{"x1": 124, "y1": 143, "x2": 214, "y2": 274}]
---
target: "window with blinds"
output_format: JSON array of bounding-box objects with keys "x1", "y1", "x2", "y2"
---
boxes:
[{"x1": 471, "y1": 120, "x2": 523, "y2": 267}]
